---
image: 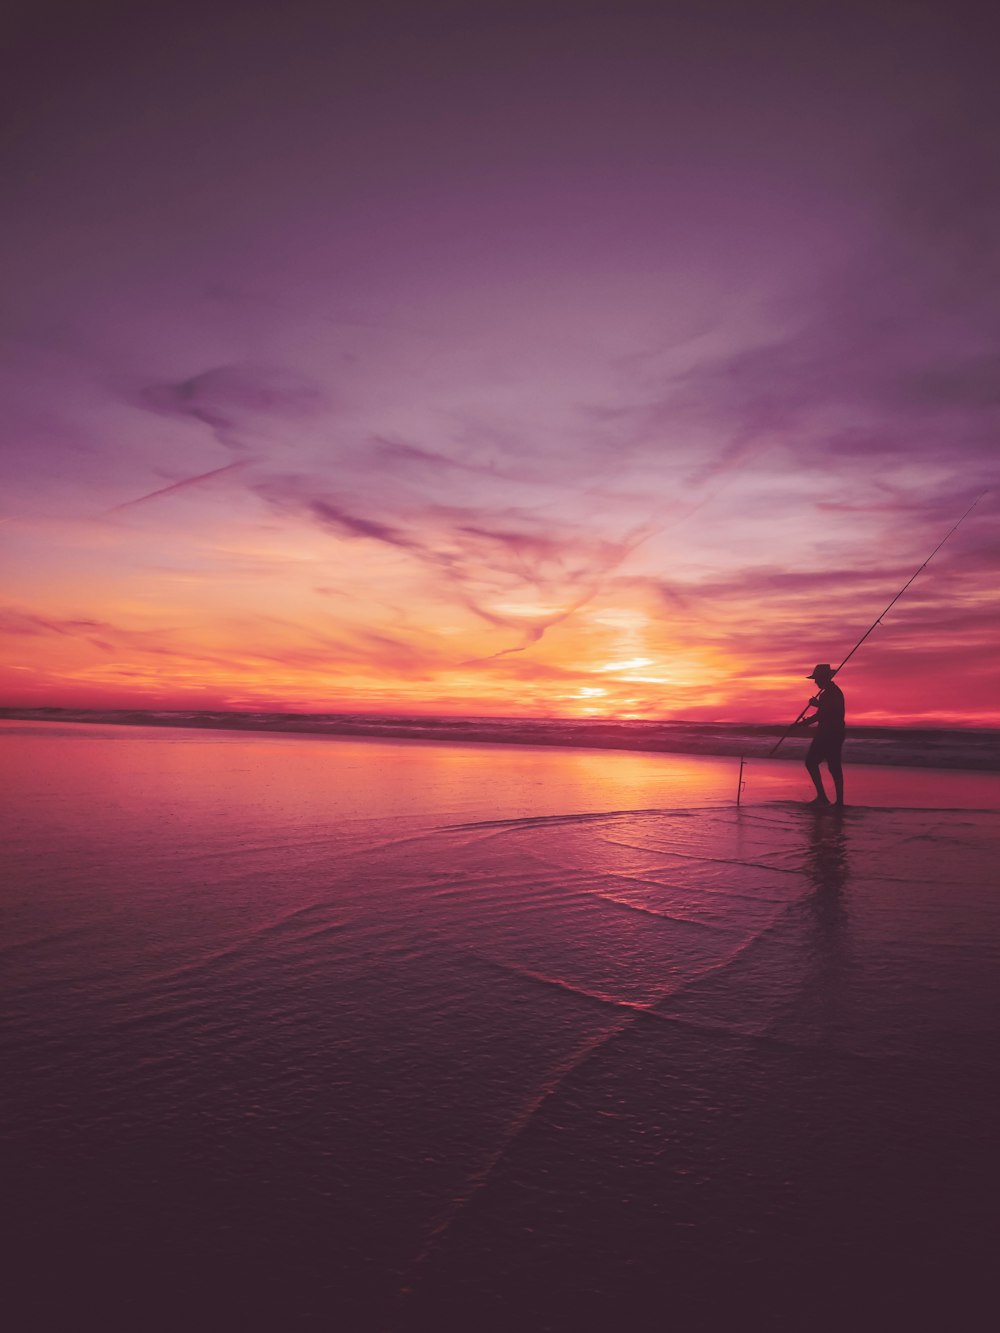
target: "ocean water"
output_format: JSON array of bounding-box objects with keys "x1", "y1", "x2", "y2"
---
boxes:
[
  {"x1": 2, "y1": 722, "x2": 999, "y2": 1331},
  {"x1": 6, "y1": 708, "x2": 1000, "y2": 770}
]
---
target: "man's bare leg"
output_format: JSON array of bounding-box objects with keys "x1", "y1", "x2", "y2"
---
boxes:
[
  {"x1": 805, "y1": 755, "x2": 829, "y2": 803},
  {"x1": 828, "y1": 753, "x2": 845, "y2": 806}
]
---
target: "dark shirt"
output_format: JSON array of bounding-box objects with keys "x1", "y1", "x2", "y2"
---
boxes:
[{"x1": 814, "y1": 681, "x2": 846, "y2": 737}]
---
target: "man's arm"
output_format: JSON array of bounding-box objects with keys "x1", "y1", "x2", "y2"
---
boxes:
[{"x1": 797, "y1": 697, "x2": 823, "y2": 727}]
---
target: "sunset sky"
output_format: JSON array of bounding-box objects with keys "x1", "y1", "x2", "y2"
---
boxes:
[{"x1": 4, "y1": 0, "x2": 998, "y2": 725}]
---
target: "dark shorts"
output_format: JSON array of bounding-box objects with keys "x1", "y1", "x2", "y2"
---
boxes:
[{"x1": 806, "y1": 732, "x2": 844, "y2": 765}]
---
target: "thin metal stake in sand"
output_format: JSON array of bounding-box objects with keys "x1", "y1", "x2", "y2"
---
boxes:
[{"x1": 767, "y1": 490, "x2": 987, "y2": 760}]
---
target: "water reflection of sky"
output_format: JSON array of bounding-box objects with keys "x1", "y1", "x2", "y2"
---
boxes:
[{"x1": 3, "y1": 720, "x2": 998, "y2": 1328}]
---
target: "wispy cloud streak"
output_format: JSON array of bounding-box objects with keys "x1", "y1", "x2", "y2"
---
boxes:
[{"x1": 109, "y1": 462, "x2": 249, "y2": 512}]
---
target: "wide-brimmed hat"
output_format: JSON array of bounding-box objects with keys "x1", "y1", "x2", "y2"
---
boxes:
[{"x1": 806, "y1": 663, "x2": 835, "y2": 681}]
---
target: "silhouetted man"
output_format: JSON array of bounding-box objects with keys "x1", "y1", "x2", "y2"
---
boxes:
[{"x1": 800, "y1": 663, "x2": 845, "y2": 806}]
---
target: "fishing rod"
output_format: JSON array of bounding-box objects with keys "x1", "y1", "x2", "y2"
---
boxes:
[{"x1": 768, "y1": 490, "x2": 987, "y2": 757}]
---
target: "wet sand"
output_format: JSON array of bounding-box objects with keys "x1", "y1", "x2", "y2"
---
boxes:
[{"x1": 2, "y1": 723, "x2": 998, "y2": 1330}]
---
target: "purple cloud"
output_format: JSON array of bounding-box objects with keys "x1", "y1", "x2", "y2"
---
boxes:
[{"x1": 138, "y1": 364, "x2": 328, "y2": 451}]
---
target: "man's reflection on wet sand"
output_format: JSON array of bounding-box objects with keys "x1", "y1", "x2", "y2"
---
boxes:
[
  {"x1": 800, "y1": 808, "x2": 851, "y2": 1032},
  {"x1": 804, "y1": 807, "x2": 850, "y2": 899}
]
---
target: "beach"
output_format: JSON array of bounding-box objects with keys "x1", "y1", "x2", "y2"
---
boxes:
[{"x1": 3, "y1": 720, "x2": 999, "y2": 1331}]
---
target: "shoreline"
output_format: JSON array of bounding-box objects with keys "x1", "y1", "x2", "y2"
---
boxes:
[{"x1": 2, "y1": 708, "x2": 998, "y2": 772}]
